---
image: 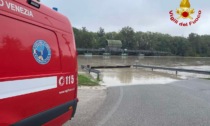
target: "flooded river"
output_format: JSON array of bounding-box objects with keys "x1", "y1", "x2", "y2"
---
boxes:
[{"x1": 78, "y1": 56, "x2": 210, "y2": 86}]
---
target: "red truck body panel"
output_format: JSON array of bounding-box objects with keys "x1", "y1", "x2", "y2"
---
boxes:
[{"x1": 0, "y1": 0, "x2": 78, "y2": 125}]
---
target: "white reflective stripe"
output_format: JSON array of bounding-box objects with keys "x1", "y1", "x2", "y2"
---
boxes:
[{"x1": 0, "y1": 76, "x2": 57, "y2": 99}]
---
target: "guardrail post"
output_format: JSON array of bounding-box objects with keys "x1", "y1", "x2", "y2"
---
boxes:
[
  {"x1": 97, "y1": 73, "x2": 100, "y2": 81},
  {"x1": 135, "y1": 60, "x2": 139, "y2": 69}
]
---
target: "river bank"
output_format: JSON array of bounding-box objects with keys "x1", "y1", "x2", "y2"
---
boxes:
[{"x1": 78, "y1": 74, "x2": 99, "y2": 86}]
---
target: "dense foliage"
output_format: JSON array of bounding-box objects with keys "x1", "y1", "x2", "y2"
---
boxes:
[{"x1": 73, "y1": 26, "x2": 210, "y2": 57}]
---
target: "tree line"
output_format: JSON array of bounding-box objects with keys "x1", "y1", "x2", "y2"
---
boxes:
[{"x1": 73, "y1": 26, "x2": 210, "y2": 57}]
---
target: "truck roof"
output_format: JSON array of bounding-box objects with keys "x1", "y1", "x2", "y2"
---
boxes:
[{"x1": 10, "y1": 0, "x2": 72, "y2": 33}]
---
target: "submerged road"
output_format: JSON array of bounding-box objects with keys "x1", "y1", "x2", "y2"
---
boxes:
[{"x1": 65, "y1": 79, "x2": 210, "y2": 126}]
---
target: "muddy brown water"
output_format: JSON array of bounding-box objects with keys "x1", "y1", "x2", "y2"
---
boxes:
[{"x1": 78, "y1": 56, "x2": 210, "y2": 86}]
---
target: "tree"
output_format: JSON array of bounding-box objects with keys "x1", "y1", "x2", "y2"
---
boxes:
[
  {"x1": 96, "y1": 27, "x2": 107, "y2": 48},
  {"x1": 188, "y1": 33, "x2": 201, "y2": 56},
  {"x1": 97, "y1": 27, "x2": 105, "y2": 37},
  {"x1": 119, "y1": 26, "x2": 136, "y2": 49},
  {"x1": 73, "y1": 26, "x2": 210, "y2": 57},
  {"x1": 73, "y1": 27, "x2": 94, "y2": 48}
]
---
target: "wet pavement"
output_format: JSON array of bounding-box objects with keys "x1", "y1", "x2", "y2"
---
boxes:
[{"x1": 65, "y1": 79, "x2": 210, "y2": 126}]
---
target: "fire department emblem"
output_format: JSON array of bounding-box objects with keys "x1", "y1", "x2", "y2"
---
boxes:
[
  {"x1": 176, "y1": 0, "x2": 194, "y2": 19},
  {"x1": 169, "y1": 0, "x2": 201, "y2": 27},
  {"x1": 33, "y1": 40, "x2": 51, "y2": 65}
]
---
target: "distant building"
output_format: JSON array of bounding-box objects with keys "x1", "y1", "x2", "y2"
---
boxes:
[{"x1": 106, "y1": 40, "x2": 122, "y2": 51}]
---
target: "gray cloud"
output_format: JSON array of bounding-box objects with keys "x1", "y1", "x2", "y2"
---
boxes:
[{"x1": 41, "y1": 0, "x2": 210, "y2": 36}]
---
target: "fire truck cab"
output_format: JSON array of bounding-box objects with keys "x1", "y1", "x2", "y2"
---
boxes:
[{"x1": 0, "y1": 0, "x2": 78, "y2": 125}]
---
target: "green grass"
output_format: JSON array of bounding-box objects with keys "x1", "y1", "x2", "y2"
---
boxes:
[{"x1": 78, "y1": 74, "x2": 99, "y2": 86}]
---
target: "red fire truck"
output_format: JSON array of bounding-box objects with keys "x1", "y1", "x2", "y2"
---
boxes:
[{"x1": 0, "y1": 0, "x2": 78, "y2": 125}]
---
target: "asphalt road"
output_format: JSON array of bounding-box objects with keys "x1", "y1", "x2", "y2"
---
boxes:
[{"x1": 65, "y1": 79, "x2": 210, "y2": 126}]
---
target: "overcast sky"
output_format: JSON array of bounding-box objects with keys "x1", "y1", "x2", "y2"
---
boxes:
[{"x1": 41, "y1": 0, "x2": 210, "y2": 36}]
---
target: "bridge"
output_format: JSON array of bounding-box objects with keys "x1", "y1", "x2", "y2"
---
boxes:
[{"x1": 77, "y1": 48, "x2": 171, "y2": 56}]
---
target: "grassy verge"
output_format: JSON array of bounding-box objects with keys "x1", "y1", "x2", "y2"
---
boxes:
[{"x1": 78, "y1": 74, "x2": 99, "y2": 86}]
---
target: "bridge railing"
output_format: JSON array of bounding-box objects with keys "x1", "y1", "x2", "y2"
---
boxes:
[{"x1": 77, "y1": 48, "x2": 170, "y2": 54}]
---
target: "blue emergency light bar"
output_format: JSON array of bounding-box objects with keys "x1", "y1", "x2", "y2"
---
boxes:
[{"x1": 52, "y1": 7, "x2": 58, "y2": 11}]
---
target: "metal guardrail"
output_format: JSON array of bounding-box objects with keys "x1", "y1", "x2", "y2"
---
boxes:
[
  {"x1": 82, "y1": 64, "x2": 210, "y2": 79},
  {"x1": 81, "y1": 65, "x2": 101, "y2": 80},
  {"x1": 81, "y1": 65, "x2": 100, "y2": 74},
  {"x1": 91, "y1": 65, "x2": 131, "y2": 69},
  {"x1": 133, "y1": 65, "x2": 210, "y2": 75}
]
